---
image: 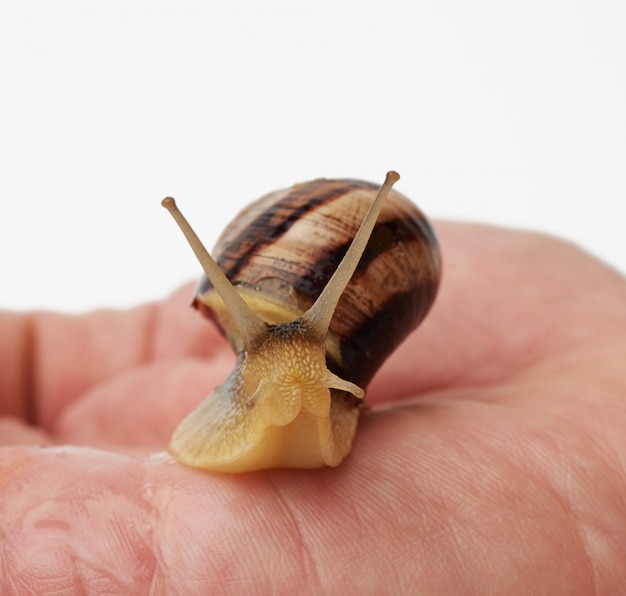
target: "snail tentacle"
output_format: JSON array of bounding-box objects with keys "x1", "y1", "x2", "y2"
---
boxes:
[{"x1": 161, "y1": 197, "x2": 268, "y2": 350}]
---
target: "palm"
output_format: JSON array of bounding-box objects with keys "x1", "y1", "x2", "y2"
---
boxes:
[{"x1": 1, "y1": 222, "x2": 625, "y2": 594}]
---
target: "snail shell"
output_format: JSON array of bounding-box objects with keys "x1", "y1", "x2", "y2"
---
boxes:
[{"x1": 162, "y1": 172, "x2": 441, "y2": 473}]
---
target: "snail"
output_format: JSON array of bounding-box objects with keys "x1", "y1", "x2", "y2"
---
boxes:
[{"x1": 162, "y1": 171, "x2": 441, "y2": 473}]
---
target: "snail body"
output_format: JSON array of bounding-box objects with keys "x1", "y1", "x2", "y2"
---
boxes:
[{"x1": 162, "y1": 172, "x2": 441, "y2": 473}]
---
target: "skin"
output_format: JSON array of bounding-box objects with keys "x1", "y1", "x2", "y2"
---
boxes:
[{"x1": 1, "y1": 221, "x2": 625, "y2": 594}]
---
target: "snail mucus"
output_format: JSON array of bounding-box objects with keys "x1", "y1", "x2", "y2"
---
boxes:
[{"x1": 162, "y1": 171, "x2": 441, "y2": 473}]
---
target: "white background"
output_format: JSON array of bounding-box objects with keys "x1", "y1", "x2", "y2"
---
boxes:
[{"x1": 1, "y1": 1, "x2": 624, "y2": 313}]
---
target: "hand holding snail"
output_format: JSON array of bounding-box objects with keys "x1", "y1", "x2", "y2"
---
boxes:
[
  {"x1": 3, "y1": 215, "x2": 625, "y2": 592},
  {"x1": 162, "y1": 171, "x2": 441, "y2": 472}
]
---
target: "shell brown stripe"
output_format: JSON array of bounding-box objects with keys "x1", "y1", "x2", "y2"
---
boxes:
[
  {"x1": 290, "y1": 213, "x2": 439, "y2": 299},
  {"x1": 330, "y1": 278, "x2": 440, "y2": 387},
  {"x1": 213, "y1": 179, "x2": 379, "y2": 281}
]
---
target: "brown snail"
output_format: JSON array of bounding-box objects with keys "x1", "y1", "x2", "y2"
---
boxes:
[{"x1": 162, "y1": 171, "x2": 441, "y2": 473}]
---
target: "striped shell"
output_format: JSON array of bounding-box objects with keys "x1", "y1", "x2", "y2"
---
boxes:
[{"x1": 194, "y1": 178, "x2": 441, "y2": 388}]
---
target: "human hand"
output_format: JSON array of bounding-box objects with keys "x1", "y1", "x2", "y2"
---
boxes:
[{"x1": 1, "y1": 221, "x2": 625, "y2": 594}]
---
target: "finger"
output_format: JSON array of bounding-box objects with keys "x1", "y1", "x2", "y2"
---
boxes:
[
  {"x1": 53, "y1": 355, "x2": 235, "y2": 449},
  {"x1": 0, "y1": 417, "x2": 52, "y2": 446},
  {"x1": 368, "y1": 221, "x2": 626, "y2": 402},
  {"x1": 0, "y1": 284, "x2": 229, "y2": 431},
  {"x1": 1, "y1": 391, "x2": 618, "y2": 594}
]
